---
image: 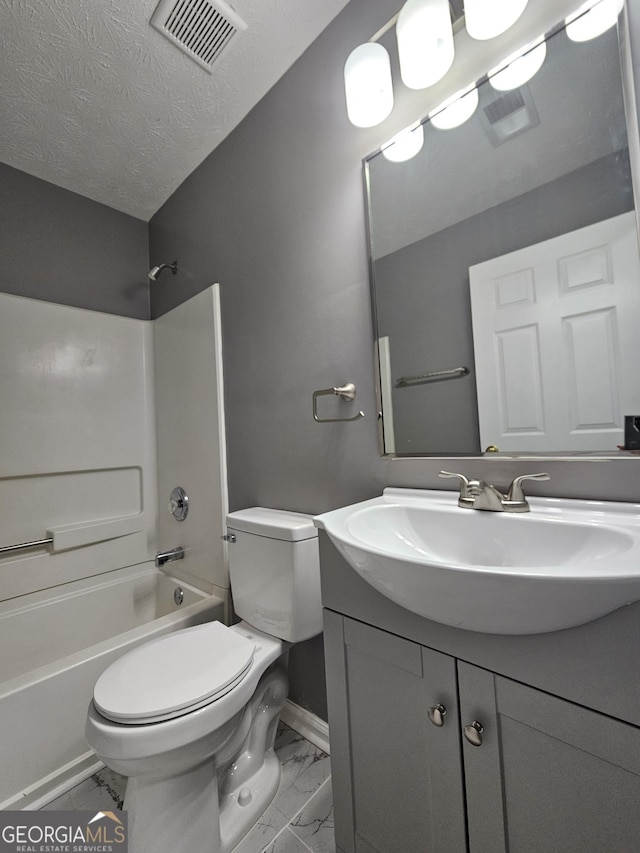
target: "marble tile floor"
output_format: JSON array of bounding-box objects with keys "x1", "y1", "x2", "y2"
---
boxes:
[{"x1": 42, "y1": 723, "x2": 335, "y2": 853}]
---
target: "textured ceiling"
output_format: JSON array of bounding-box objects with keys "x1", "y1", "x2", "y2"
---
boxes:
[{"x1": 0, "y1": 0, "x2": 352, "y2": 220}]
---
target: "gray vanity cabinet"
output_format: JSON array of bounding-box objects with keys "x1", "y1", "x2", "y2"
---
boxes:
[
  {"x1": 459, "y1": 662, "x2": 640, "y2": 853},
  {"x1": 324, "y1": 611, "x2": 640, "y2": 853},
  {"x1": 326, "y1": 614, "x2": 467, "y2": 853}
]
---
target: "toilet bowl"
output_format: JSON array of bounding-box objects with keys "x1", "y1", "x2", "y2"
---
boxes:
[{"x1": 85, "y1": 508, "x2": 321, "y2": 853}]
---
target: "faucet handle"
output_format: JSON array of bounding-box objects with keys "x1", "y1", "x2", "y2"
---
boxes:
[
  {"x1": 439, "y1": 470, "x2": 471, "y2": 496},
  {"x1": 507, "y1": 473, "x2": 550, "y2": 502},
  {"x1": 439, "y1": 471, "x2": 481, "y2": 507}
]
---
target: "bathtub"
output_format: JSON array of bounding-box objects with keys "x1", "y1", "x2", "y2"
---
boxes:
[{"x1": 0, "y1": 562, "x2": 225, "y2": 810}]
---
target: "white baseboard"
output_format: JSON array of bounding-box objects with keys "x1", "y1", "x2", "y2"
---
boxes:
[{"x1": 280, "y1": 700, "x2": 330, "y2": 755}]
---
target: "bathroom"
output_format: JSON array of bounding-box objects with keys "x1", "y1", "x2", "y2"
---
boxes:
[{"x1": 2, "y1": 0, "x2": 640, "y2": 850}]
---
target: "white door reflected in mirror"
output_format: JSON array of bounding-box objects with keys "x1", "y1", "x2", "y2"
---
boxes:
[{"x1": 469, "y1": 211, "x2": 640, "y2": 452}]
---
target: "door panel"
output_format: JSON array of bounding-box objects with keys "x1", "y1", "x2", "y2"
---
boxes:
[
  {"x1": 500, "y1": 715, "x2": 640, "y2": 852},
  {"x1": 460, "y1": 662, "x2": 640, "y2": 852},
  {"x1": 496, "y1": 674, "x2": 640, "y2": 852},
  {"x1": 469, "y1": 211, "x2": 640, "y2": 450}
]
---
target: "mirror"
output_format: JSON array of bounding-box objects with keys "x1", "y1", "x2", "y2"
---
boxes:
[{"x1": 366, "y1": 11, "x2": 640, "y2": 456}]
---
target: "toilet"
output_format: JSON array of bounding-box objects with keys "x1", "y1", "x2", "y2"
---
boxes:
[{"x1": 85, "y1": 508, "x2": 321, "y2": 853}]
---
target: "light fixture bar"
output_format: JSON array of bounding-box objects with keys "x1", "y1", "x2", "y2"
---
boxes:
[{"x1": 370, "y1": 3, "x2": 463, "y2": 44}]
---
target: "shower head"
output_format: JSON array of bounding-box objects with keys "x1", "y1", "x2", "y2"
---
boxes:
[{"x1": 148, "y1": 261, "x2": 178, "y2": 281}]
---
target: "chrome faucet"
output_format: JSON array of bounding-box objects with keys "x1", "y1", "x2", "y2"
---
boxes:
[
  {"x1": 155, "y1": 546, "x2": 185, "y2": 567},
  {"x1": 439, "y1": 471, "x2": 550, "y2": 512}
]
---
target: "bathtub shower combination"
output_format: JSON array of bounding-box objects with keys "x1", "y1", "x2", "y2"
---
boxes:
[
  {"x1": 0, "y1": 563, "x2": 224, "y2": 809},
  {"x1": 0, "y1": 286, "x2": 230, "y2": 811}
]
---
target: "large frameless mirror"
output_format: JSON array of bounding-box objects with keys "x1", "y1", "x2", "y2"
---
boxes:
[{"x1": 366, "y1": 6, "x2": 640, "y2": 456}]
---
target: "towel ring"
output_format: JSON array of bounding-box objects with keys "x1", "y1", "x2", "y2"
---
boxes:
[{"x1": 312, "y1": 382, "x2": 365, "y2": 423}]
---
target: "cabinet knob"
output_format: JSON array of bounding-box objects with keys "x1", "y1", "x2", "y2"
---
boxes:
[
  {"x1": 463, "y1": 720, "x2": 484, "y2": 746},
  {"x1": 428, "y1": 704, "x2": 447, "y2": 727}
]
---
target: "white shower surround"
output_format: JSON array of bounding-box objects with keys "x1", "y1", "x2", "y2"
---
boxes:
[
  {"x1": 0, "y1": 286, "x2": 230, "y2": 808},
  {"x1": 0, "y1": 293, "x2": 158, "y2": 602}
]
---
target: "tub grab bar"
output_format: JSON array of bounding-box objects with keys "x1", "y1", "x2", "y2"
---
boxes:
[
  {"x1": 0, "y1": 514, "x2": 144, "y2": 556},
  {"x1": 0, "y1": 538, "x2": 53, "y2": 555}
]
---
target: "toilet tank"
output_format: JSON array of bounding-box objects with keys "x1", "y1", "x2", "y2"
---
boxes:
[{"x1": 226, "y1": 507, "x2": 321, "y2": 642}]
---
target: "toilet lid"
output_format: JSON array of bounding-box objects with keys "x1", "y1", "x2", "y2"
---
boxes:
[{"x1": 93, "y1": 622, "x2": 256, "y2": 724}]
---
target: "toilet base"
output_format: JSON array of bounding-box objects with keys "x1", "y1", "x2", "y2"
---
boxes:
[
  {"x1": 125, "y1": 759, "x2": 222, "y2": 852},
  {"x1": 122, "y1": 664, "x2": 288, "y2": 853},
  {"x1": 219, "y1": 749, "x2": 281, "y2": 851}
]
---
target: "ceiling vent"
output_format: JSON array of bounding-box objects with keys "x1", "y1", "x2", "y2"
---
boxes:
[
  {"x1": 151, "y1": 0, "x2": 248, "y2": 73},
  {"x1": 479, "y1": 85, "x2": 540, "y2": 147}
]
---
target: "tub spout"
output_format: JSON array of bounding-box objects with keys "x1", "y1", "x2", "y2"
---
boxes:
[{"x1": 155, "y1": 546, "x2": 184, "y2": 567}]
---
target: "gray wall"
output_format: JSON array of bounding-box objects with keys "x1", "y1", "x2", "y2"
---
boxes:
[
  {"x1": 148, "y1": 0, "x2": 640, "y2": 719},
  {"x1": 4, "y1": 0, "x2": 639, "y2": 721},
  {"x1": 1, "y1": 162, "x2": 149, "y2": 319},
  {"x1": 148, "y1": 0, "x2": 408, "y2": 716},
  {"x1": 375, "y1": 150, "x2": 633, "y2": 453}
]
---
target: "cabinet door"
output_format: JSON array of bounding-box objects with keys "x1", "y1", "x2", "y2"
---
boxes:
[
  {"x1": 325, "y1": 613, "x2": 467, "y2": 853},
  {"x1": 458, "y1": 662, "x2": 640, "y2": 853}
]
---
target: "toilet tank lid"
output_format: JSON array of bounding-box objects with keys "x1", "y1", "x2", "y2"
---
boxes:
[{"x1": 226, "y1": 507, "x2": 318, "y2": 541}]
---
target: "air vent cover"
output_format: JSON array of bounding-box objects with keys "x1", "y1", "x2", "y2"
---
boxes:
[
  {"x1": 480, "y1": 85, "x2": 540, "y2": 147},
  {"x1": 151, "y1": 0, "x2": 248, "y2": 73},
  {"x1": 484, "y1": 89, "x2": 526, "y2": 125}
]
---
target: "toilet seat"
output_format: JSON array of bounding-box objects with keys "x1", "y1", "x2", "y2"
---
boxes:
[{"x1": 93, "y1": 622, "x2": 256, "y2": 724}]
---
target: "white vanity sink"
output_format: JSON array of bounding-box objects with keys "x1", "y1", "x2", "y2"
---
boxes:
[{"x1": 313, "y1": 488, "x2": 640, "y2": 635}]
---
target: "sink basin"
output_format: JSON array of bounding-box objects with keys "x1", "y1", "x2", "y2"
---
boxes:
[{"x1": 313, "y1": 488, "x2": 640, "y2": 634}]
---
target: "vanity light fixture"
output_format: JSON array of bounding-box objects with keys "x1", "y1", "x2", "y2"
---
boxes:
[
  {"x1": 488, "y1": 37, "x2": 547, "y2": 91},
  {"x1": 464, "y1": 0, "x2": 528, "y2": 41},
  {"x1": 382, "y1": 124, "x2": 425, "y2": 162},
  {"x1": 565, "y1": 0, "x2": 624, "y2": 42},
  {"x1": 396, "y1": 0, "x2": 455, "y2": 90},
  {"x1": 342, "y1": 0, "x2": 535, "y2": 129},
  {"x1": 429, "y1": 85, "x2": 479, "y2": 129},
  {"x1": 344, "y1": 42, "x2": 394, "y2": 128},
  {"x1": 344, "y1": 0, "x2": 454, "y2": 128}
]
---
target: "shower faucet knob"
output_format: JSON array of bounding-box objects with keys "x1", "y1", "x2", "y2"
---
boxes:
[{"x1": 169, "y1": 486, "x2": 189, "y2": 521}]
